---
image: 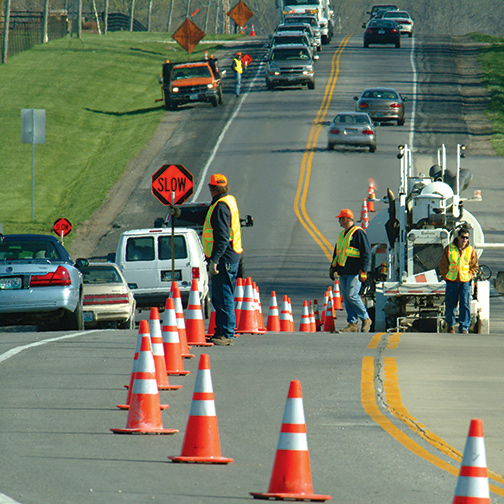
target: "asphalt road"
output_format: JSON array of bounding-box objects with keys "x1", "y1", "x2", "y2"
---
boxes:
[{"x1": 2, "y1": 34, "x2": 504, "y2": 504}]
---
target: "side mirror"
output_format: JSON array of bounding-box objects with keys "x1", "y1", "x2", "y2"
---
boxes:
[
  {"x1": 107, "y1": 253, "x2": 116, "y2": 263},
  {"x1": 158, "y1": 76, "x2": 163, "y2": 85},
  {"x1": 221, "y1": 70, "x2": 227, "y2": 78},
  {"x1": 75, "y1": 258, "x2": 89, "y2": 268},
  {"x1": 402, "y1": 96, "x2": 408, "y2": 101},
  {"x1": 314, "y1": 54, "x2": 319, "y2": 60},
  {"x1": 240, "y1": 215, "x2": 254, "y2": 228},
  {"x1": 362, "y1": 23, "x2": 366, "y2": 28},
  {"x1": 353, "y1": 96, "x2": 359, "y2": 101}
]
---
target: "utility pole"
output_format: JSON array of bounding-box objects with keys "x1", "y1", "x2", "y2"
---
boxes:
[{"x1": 2, "y1": 0, "x2": 12, "y2": 63}]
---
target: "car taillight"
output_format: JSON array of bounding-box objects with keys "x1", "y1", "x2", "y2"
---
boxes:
[
  {"x1": 30, "y1": 265, "x2": 71, "y2": 287},
  {"x1": 365, "y1": 28, "x2": 373, "y2": 34},
  {"x1": 390, "y1": 103, "x2": 402, "y2": 108},
  {"x1": 362, "y1": 128, "x2": 374, "y2": 135},
  {"x1": 391, "y1": 29, "x2": 398, "y2": 33},
  {"x1": 358, "y1": 102, "x2": 369, "y2": 108},
  {"x1": 402, "y1": 20, "x2": 411, "y2": 24},
  {"x1": 330, "y1": 128, "x2": 340, "y2": 134},
  {"x1": 84, "y1": 294, "x2": 130, "y2": 305},
  {"x1": 192, "y1": 267, "x2": 200, "y2": 279}
]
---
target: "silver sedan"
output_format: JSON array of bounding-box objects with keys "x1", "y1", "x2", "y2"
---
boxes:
[
  {"x1": 327, "y1": 112, "x2": 377, "y2": 152},
  {"x1": 354, "y1": 87, "x2": 407, "y2": 126}
]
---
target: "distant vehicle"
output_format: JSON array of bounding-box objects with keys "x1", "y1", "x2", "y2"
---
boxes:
[
  {"x1": 382, "y1": 10, "x2": 414, "y2": 37},
  {"x1": 0, "y1": 234, "x2": 86, "y2": 330},
  {"x1": 354, "y1": 87, "x2": 407, "y2": 125},
  {"x1": 363, "y1": 19, "x2": 401, "y2": 48},
  {"x1": 79, "y1": 262, "x2": 136, "y2": 329},
  {"x1": 367, "y1": 4, "x2": 398, "y2": 19},
  {"x1": 110, "y1": 227, "x2": 210, "y2": 316},
  {"x1": 268, "y1": 31, "x2": 319, "y2": 61},
  {"x1": 327, "y1": 112, "x2": 377, "y2": 152},
  {"x1": 265, "y1": 44, "x2": 315, "y2": 90},
  {"x1": 282, "y1": 14, "x2": 322, "y2": 49},
  {"x1": 159, "y1": 59, "x2": 224, "y2": 110},
  {"x1": 275, "y1": 23, "x2": 318, "y2": 53}
]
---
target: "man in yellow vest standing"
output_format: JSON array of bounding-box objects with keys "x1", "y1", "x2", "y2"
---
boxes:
[
  {"x1": 232, "y1": 52, "x2": 243, "y2": 97},
  {"x1": 438, "y1": 227, "x2": 478, "y2": 334},
  {"x1": 168, "y1": 174, "x2": 243, "y2": 345},
  {"x1": 329, "y1": 209, "x2": 372, "y2": 332}
]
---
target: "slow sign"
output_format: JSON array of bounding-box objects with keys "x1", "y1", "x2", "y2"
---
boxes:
[
  {"x1": 53, "y1": 218, "x2": 72, "y2": 237},
  {"x1": 151, "y1": 164, "x2": 194, "y2": 205}
]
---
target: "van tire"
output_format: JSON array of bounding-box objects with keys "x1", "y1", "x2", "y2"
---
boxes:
[{"x1": 203, "y1": 292, "x2": 212, "y2": 319}]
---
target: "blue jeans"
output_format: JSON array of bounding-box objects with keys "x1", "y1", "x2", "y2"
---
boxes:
[
  {"x1": 235, "y1": 71, "x2": 241, "y2": 96},
  {"x1": 211, "y1": 262, "x2": 239, "y2": 339},
  {"x1": 339, "y1": 274, "x2": 369, "y2": 325},
  {"x1": 445, "y1": 280, "x2": 471, "y2": 332}
]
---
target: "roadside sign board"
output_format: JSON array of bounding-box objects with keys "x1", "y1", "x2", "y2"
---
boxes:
[
  {"x1": 241, "y1": 53, "x2": 253, "y2": 67},
  {"x1": 53, "y1": 218, "x2": 72, "y2": 237},
  {"x1": 151, "y1": 164, "x2": 194, "y2": 205},
  {"x1": 227, "y1": 0, "x2": 254, "y2": 27},
  {"x1": 172, "y1": 18, "x2": 205, "y2": 55}
]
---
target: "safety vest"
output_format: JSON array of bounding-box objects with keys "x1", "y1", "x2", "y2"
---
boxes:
[
  {"x1": 332, "y1": 226, "x2": 362, "y2": 267},
  {"x1": 233, "y1": 58, "x2": 243, "y2": 74},
  {"x1": 446, "y1": 243, "x2": 473, "y2": 282},
  {"x1": 202, "y1": 195, "x2": 243, "y2": 258}
]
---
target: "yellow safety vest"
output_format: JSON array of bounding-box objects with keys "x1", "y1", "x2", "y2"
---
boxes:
[
  {"x1": 202, "y1": 195, "x2": 243, "y2": 258},
  {"x1": 233, "y1": 58, "x2": 243, "y2": 74},
  {"x1": 332, "y1": 226, "x2": 362, "y2": 267},
  {"x1": 446, "y1": 243, "x2": 472, "y2": 282}
]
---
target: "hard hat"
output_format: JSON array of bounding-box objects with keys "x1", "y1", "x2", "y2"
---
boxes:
[
  {"x1": 209, "y1": 174, "x2": 228, "y2": 186},
  {"x1": 336, "y1": 209, "x2": 354, "y2": 220},
  {"x1": 236, "y1": 51, "x2": 242, "y2": 56}
]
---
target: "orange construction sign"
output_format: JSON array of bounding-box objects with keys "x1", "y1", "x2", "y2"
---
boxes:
[
  {"x1": 227, "y1": 0, "x2": 254, "y2": 28},
  {"x1": 172, "y1": 18, "x2": 205, "y2": 56}
]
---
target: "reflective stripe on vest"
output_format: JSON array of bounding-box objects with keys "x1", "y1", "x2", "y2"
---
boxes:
[
  {"x1": 233, "y1": 58, "x2": 243, "y2": 74},
  {"x1": 332, "y1": 226, "x2": 362, "y2": 267},
  {"x1": 202, "y1": 195, "x2": 243, "y2": 258},
  {"x1": 446, "y1": 243, "x2": 472, "y2": 282}
]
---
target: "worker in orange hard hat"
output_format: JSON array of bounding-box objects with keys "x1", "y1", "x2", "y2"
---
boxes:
[
  {"x1": 167, "y1": 174, "x2": 243, "y2": 346},
  {"x1": 329, "y1": 209, "x2": 372, "y2": 333},
  {"x1": 232, "y1": 51, "x2": 244, "y2": 97}
]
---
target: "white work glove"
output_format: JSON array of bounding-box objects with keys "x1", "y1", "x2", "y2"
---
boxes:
[
  {"x1": 208, "y1": 260, "x2": 219, "y2": 276},
  {"x1": 167, "y1": 204, "x2": 181, "y2": 217}
]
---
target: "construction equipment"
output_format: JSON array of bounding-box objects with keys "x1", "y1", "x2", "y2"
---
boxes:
[{"x1": 363, "y1": 144, "x2": 504, "y2": 333}]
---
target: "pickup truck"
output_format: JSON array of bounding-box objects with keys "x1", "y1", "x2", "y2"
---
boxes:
[{"x1": 160, "y1": 59, "x2": 224, "y2": 110}]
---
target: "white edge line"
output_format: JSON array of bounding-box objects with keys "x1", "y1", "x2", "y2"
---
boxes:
[{"x1": 409, "y1": 35, "x2": 417, "y2": 157}]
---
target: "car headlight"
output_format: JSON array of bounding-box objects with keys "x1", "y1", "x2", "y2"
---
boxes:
[
  {"x1": 270, "y1": 71, "x2": 280, "y2": 76},
  {"x1": 172, "y1": 87, "x2": 179, "y2": 93},
  {"x1": 302, "y1": 66, "x2": 314, "y2": 75},
  {"x1": 207, "y1": 83, "x2": 214, "y2": 89}
]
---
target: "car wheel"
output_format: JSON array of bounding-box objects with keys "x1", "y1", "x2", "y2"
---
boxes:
[
  {"x1": 169, "y1": 99, "x2": 178, "y2": 110},
  {"x1": 369, "y1": 145, "x2": 376, "y2": 153},
  {"x1": 308, "y1": 81, "x2": 315, "y2": 90},
  {"x1": 397, "y1": 118, "x2": 405, "y2": 126},
  {"x1": 266, "y1": 80, "x2": 274, "y2": 90},
  {"x1": 395, "y1": 41, "x2": 401, "y2": 48},
  {"x1": 364, "y1": 42, "x2": 369, "y2": 48},
  {"x1": 218, "y1": 87, "x2": 224, "y2": 105},
  {"x1": 62, "y1": 295, "x2": 84, "y2": 331},
  {"x1": 118, "y1": 314, "x2": 135, "y2": 330},
  {"x1": 408, "y1": 32, "x2": 412, "y2": 38},
  {"x1": 327, "y1": 143, "x2": 335, "y2": 151},
  {"x1": 202, "y1": 292, "x2": 212, "y2": 319},
  {"x1": 210, "y1": 96, "x2": 219, "y2": 107}
]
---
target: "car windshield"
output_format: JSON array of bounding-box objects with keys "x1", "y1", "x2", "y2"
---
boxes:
[
  {"x1": 334, "y1": 115, "x2": 370, "y2": 125},
  {"x1": 273, "y1": 36, "x2": 307, "y2": 45},
  {"x1": 371, "y1": 5, "x2": 397, "y2": 14},
  {"x1": 81, "y1": 265, "x2": 123, "y2": 284},
  {"x1": 285, "y1": 0, "x2": 319, "y2": 5},
  {"x1": 0, "y1": 240, "x2": 60, "y2": 261},
  {"x1": 384, "y1": 11, "x2": 409, "y2": 18},
  {"x1": 272, "y1": 48, "x2": 311, "y2": 60},
  {"x1": 362, "y1": 90, "x2": 399, "y2": 100},
  {"x1": 285, "y1": 17, "x2": 317, "y2": 27},
  {"x1": 278, "y1": 25, "x2": 311, "y2": 35},
  {"x1": 172, "y1": 65, "x2": 211, "y2": 80}
]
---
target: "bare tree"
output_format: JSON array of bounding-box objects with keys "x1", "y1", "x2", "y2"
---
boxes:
[{"x1": 129, "y1": 0, "x2": 135, "y2": 31}]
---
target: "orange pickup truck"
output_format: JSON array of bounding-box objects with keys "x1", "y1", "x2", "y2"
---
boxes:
[{"x1": 160, "y1": 59, "x2": 224, "y2": 110}]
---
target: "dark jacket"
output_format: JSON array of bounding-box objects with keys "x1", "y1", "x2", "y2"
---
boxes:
[{"x1": 332, "y1": 226, "x2": 371, "y2": 276}]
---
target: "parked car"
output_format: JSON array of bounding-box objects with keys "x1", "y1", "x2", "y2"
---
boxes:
[
  {"x1": 265, "y1": 44, "x2": 315, "y2": 90},
  {"x1": 381, "y1": 10, "x2": 414, "y2": 37},
  {"x1": 327, "y1": 112, "x2": 377, "y2": 152},
  {"x1": 268, "y1": 31, "x2": 319, "y2": 61},
  {"x1": 367, "y1": 4, "x2": 398, "y2": 19},
  {"x1": 109, "y1": 227, "x2": 210, "y2": 316},
  {"x1": 363, "y1": 19, "x2": 401, "y2": 48},
  {"x1": 0, "y1": 234, "x2": 86, "y2": 330},
  {"x1": 282, "y1": 14, "x2": 322, "y2": 50},
  {"x1": 78, "y1": 262, "x2": 136, "y2": 329},
  {"x1": 354, "y1": 87, "x2": 407, "y2": 125}
]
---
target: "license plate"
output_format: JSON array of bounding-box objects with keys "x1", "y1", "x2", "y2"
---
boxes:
[
  {"x1": 161, "y1": 270, "x2": 182, "y2": 282},
  {"x1": 378, "y1": 30, "x2": 385, "y2": 34},
  {"x1": 375, "y1": 112, "x2": 385, "y2": 117},
  {"x1": 190, "y1": 94, "x2": 199, "y2": 100},
  {"x1": 84, "y1": 311, "x2": 95, "y2": 322},
  {"x1": 345, "y1": 128, "x2": 358, "y2": 133},
  {"x1": 288, "y1": 76, "x2": 296, "y2": 81},
  {"x1": 0, "y1": 277, "x2": 22, "y2": 290}
]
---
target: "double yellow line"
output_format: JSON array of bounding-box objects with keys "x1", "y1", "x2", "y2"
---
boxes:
[{"x1": 294, "y1": 33, "x2": 353, "y2": 262}]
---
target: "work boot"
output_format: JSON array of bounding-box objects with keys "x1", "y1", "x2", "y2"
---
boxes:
[
  {"x1": 211, "y1": 336, "x2": 235, "y2": 346},
  {"x1": 448, "y1": 326, "x2": 455, "y2": 334},
  {"x1": 339, "y1": 323, "x2": 358, "y2": 333},
  {"x1": 460, "y1": 329, "x2": 469, "y2": 334},
  {"x1": 361, "y1": 318, "x2": 372, "y2": 333}
]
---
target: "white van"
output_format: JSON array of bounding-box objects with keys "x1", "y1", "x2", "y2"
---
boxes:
[{"x1": 112, "y1": 227, "x2": 209, "y2": 315}]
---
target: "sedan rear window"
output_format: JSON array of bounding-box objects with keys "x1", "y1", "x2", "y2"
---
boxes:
[
  {"x1": 272, "y1": 48, "x2": 311, "y2": 60},
  {"x1": 0, "y1": 241, "x2": 60, "y2": 261},
  {"x1": 81, "y1": 266, "x2": 123, "y2": 284}
]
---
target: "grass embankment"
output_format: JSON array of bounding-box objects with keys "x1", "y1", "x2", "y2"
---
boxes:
[
  {"x1": 470, "y1": 33, "x2": 504, "y2": 155},
  {"x1": 0, "y1": 32, "x2": 238, "y2": 239}
]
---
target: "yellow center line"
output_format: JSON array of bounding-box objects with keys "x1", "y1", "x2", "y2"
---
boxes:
[{"x1": 294, "y1": 33, "x2": 353, "y2": 260}]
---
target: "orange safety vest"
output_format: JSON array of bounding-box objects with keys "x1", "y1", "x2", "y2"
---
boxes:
[
  {"x1": 332, "y1": 226, "x2": 362, "y2": 267},
  {"x1": 202, "y1": 195, "x2": 243, "y2": 258},
  {"x1": 446, "y1": 243, "x2": 473, "y2": 282}
]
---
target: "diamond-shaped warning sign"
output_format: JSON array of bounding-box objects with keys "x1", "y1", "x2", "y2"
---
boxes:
[
  {"x1": 172, "y1": 18, "x2": 205, "y2": 55},
  {"x1": 152, "y1": 164, "x2": 194, "y2": 206},
  {"x1": 227, "y1": 0, "x2": 254, "y2": 27}
]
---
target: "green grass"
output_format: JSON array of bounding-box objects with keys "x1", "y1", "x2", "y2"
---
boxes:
[
  {"x1": 470, "y1": 33, "x2": 504, "y2": 155},
  {"x1": 0, "y1": 32, "x2": 240, "y2": 238}
]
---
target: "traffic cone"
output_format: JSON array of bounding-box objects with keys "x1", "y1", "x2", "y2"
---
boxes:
[
  {"x1": 169, "y1": 354, "x2": 234, "y2": 464},
  {"x1": 111, "y1": 320, "x2": 178, "y2": 435},
  {"x1": 171, "y1": 283, "x2": 194, "y2": 358},
  {"x1": 234, "y1": 277, "x2": 244, "y2": 328},
  {"x1": 250, "y1": 380, "x2": 331, "y2": 501},
  {"x1": 288, "y1": 297, "x2": 295, "y2": 332},
  {"x1": 367, "y1": 182, "x2": 376, "y2": 212},
  {"x1": 236, "y1": 277, "x2": 260, "y2": 334},
  {"x1": 117, "y1": 322, "x2": 169, "y2": 410},
  {"x1": 251, "y1": 24, "x2": 256, "y2": 36},
  {"x1": 149, "y1": 307, "x2": 182, "y2": 390},
  {"x1": 360, "y1": 199, "x2": 369, "y2": 230},
  {"x1": 323, "y1": 297, "x2": 335, "y2": 332},
  {"x1": 266, "y1": 291, "x2": 281, "y2": 332},
  {"x1": 299, "y1": 301, "x2": 312, "y2": 332},
  {"x1": 313, "y1": 299, "x2": 321, "y2": 331},
  {"x1": 452, "y1": 418, "x2": 491, "y2": 504},
  {"x1": 320, "y1": 292, "x2": 328, "y2": 325},
  {"x1": 279, "y1": 295, "x2": 291, "y2": 332},
  {"x1": 333, "y1": 279, "x2": 343, "y2": 310},
  {"x1": 206, "y1": 304, "x2": 216, "y2": 337},
  {"x1": 254, "y1": 282, "x2": 266, "y2": 333},
  {"x1": 186, "y1": 278, "x2": 213, "y2": 346},
  {"x1": 309, "y1": 301, "x2": 316, "y2": 332},
  {"x1": 162, "y1": 297, "x2": 190, "y2": 376}
]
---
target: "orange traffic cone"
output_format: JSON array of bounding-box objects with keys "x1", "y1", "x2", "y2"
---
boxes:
[
  {"x1": 320, "y1": 292, "x2": 328, "y2": 325},
  {"x1": 288, "y1": 297, "x2": 295, "y2": 332},
  {"x1": 279, "y1": 295, "x2": 291, "y2": 332},
  {"x1": 254, "y1": 282, "x2": 267, "y2": 333},
  {"x1": 323, "y1": 297, "x2": 335, "y2": 332},
  {"x1": 171, "y1": 283, "x2": 194, "y2": 358},
  {"x1": 169, "y1": 354, "x2": 234, "y2": 464},
  {"x1": 313, "y1": 299, "x2": 321, "y2": 331},
  {"x1": 360, "y1": 199, "x2": 369, "y2": 230},
  {"x1": 299, "y1": 300, "x2": 312, "y2": 332},
  {"x1": 111, "y1": 320, "x2": 178, "y2": 435},
  {"x1": 162, "y1": 297, "x2": 190, "y2": 376},
  {"x1": 236, "y1": 277, "x2": 260, "y2": 334},
  {"x1": 367, "y1": 182, "x2": 376, "y2": 212},
  {"x1": 266, "y1": 291, "x2": 281, "y2": 332},
  {"x1": 309, "y1": 301, "x2": 316, "y2": 332},
  {"x1": 452, "y1": 418, "x2": 491, "y2": 504},
  {"x1": 250, "y1": 380, "x2": 331, "y2": 501},
  {"x1": 234, "y1": 277, "x2": 244, "y2": 328},
  {"x1": 149, "y1": 307, "x2": 182, "y2": 390},
  {"x1": 333, "y1": 279, "x2": 343, "y2": 310},
  {"x1": 186, "y1": 279, "x2": 213, "y2": 346},
  {"x1": 251, "y1": 24, "x2": 256, "y2": 36},
  {"x1": 206, "y1": 304, "x2": 216, "y2": 337}
]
